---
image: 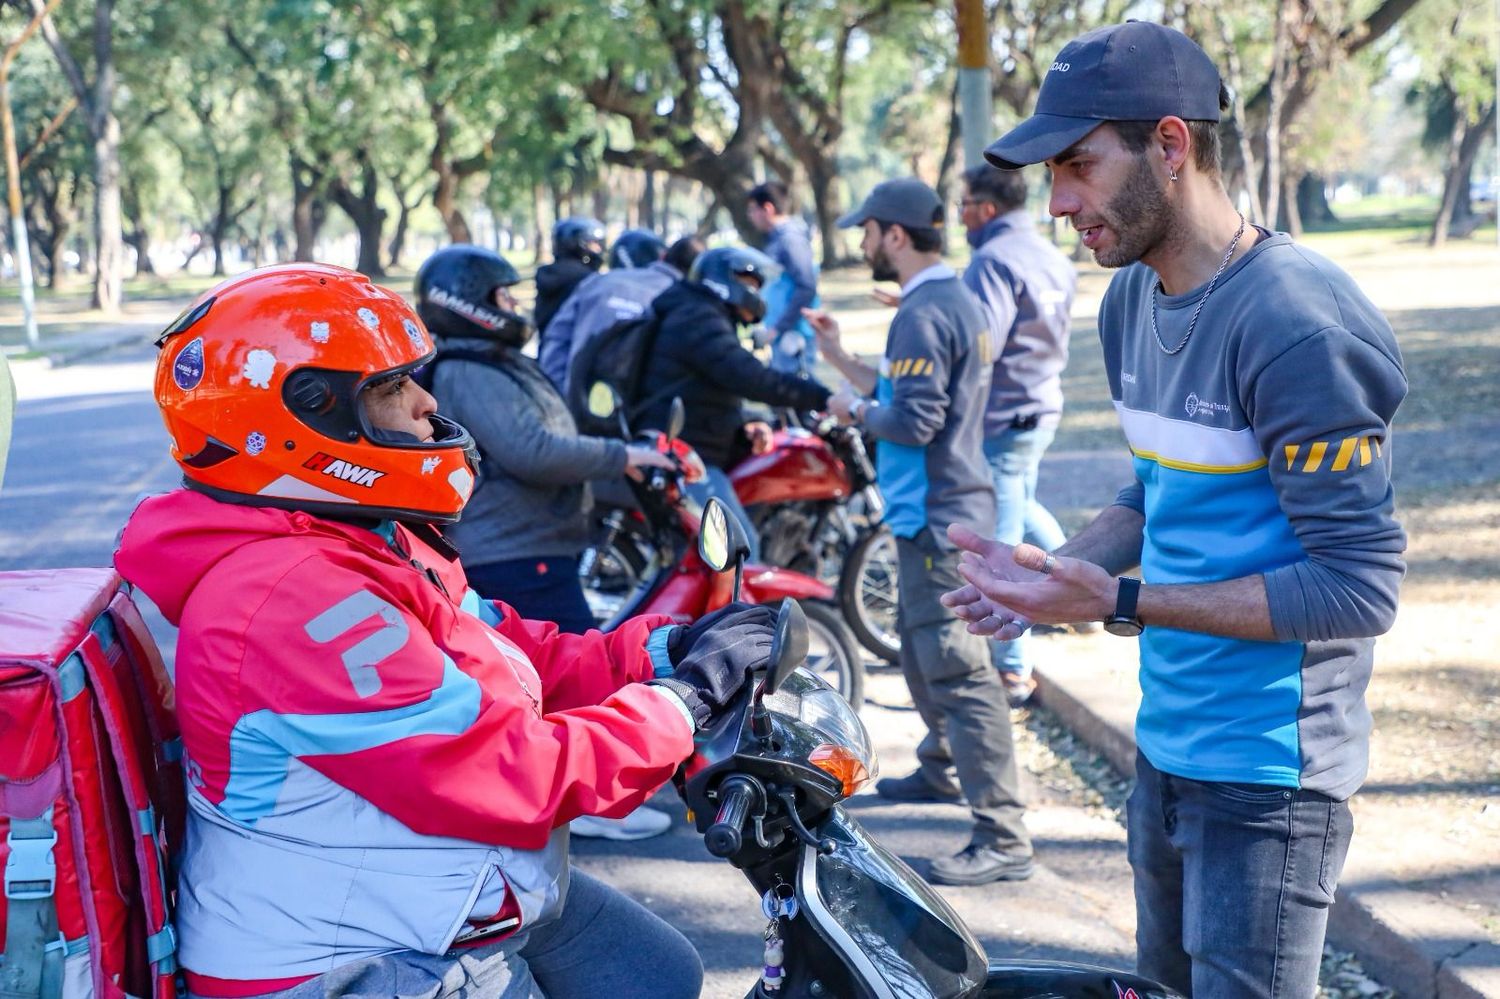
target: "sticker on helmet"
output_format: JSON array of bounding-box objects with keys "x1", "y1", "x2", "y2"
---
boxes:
[
  {"x1": 303, "y1": 451, "x2": 387, "y2": 488},
  {"x1": 403, "y1": 318, "x2": 426, "y2": 350},
  {"x1": 245, "y1": 431, "x2": 267, "y2": 456},
  {"x1": 310, "y1": 321, "x2": 330, "y2": 343},
  {"x1": 173, "y1": 336, "x2": 205, "y2": 390},
  {"x1": 448, "y1": 466, "x2": 474, "y2": 501},
  {"x1": 422, "y1": 456, "x2": 441, "y2": 475},
  {"x1": 358, "y1": 307, "x2": 380, "y2": 330},
  {"x1": 243, "y1": 349, "x2": 276, "y2": 389}
]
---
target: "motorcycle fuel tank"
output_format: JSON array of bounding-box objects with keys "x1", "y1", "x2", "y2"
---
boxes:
[{"x1": 731, "y1": 429, "x2": 851, "y2": 507}]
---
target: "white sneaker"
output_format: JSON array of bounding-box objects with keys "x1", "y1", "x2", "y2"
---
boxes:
[{"x1": 570, "y1": 805, "x2": 673, "y2": 841}]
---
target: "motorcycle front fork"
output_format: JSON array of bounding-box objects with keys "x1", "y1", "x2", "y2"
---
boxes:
[{"x1": 579, "y1": 509, "x2": 626, "y2": 581}]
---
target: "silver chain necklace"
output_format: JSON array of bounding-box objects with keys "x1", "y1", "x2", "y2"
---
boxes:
[{"x1": 1151, "y1": 212, "x2": 1247, "y2": 355}]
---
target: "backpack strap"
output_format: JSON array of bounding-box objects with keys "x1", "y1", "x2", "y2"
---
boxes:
[{"x1": 1, "y1": 809, "x2": 64, "y2": 999}]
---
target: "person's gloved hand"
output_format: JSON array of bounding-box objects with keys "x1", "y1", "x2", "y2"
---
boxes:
[{"x1": 652, "y1": 602, "x2": 778, "y2": 728}]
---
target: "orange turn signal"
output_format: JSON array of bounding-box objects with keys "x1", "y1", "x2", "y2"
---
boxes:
[{"x1": 808, "y1": 744, "x2": 870, "y2": 797}]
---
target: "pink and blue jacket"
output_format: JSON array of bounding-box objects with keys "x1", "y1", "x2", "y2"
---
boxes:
[{"x1": 114, "y1": 489, "x2": 691, "y2": 988}]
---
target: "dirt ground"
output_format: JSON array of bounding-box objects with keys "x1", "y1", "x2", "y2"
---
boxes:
[{"x1": 823, "y1": 230, "x2": 1500, "y2": 947}]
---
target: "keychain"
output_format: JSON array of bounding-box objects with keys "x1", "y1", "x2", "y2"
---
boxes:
[
  {"x1": 762, "y1": 919, "x2": 785, "y2": 993},
  {"x1": 759, "y1": 886, "x2": 798, "y2": 993}
]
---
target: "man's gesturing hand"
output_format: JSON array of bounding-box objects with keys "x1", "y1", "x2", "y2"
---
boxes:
[{"x1": 941, "y1": 523, "x2": 1117, "y2": 641}]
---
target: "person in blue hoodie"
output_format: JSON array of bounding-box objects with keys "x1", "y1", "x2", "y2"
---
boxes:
[{"x1": 747, "y1": 181, "x2": 821, "y2": 374}]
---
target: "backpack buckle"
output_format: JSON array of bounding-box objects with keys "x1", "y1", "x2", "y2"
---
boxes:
[{"x1": 4, "y1": 812, "x2": 59, "y2": 900}]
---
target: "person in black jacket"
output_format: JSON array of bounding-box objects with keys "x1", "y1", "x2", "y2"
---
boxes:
[
  {"x1": 534, "y1": 217, "x2": 606, "y2": 336},
  {"x1": 637, "y1": 246, "x2": 832, "y2": 560}
]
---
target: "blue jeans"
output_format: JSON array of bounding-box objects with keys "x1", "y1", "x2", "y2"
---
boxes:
[
  {"x1": 1127, "y1": 753, "x2": 1354, "y2": 997},
  {"x1": 466, "y1": 556, "x2": 598, "y2": 635},
  {"x1": 685, "y1": 464, "x2": 761, "y2": 563},
  {"x1": 983, "y1": 422, "x2": 1066, "y2": 678}
]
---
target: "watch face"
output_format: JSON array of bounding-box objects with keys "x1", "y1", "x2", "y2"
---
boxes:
[{"x1": 1104, "y1": 618, "x2": 1143, "y2": 638}]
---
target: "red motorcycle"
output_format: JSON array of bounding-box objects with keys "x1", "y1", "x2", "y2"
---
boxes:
[
  {"x1": 580, "y1": 397, "x2": 865, "y2": 706},
  {"x1": 729, "y1": 412, "x2": 901, "y2": 664}
]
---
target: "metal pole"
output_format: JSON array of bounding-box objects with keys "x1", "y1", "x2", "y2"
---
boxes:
[
  {"x1": 2, "y1": 0, "x2": 63, "y2": 353},
  {"x1": 955, "y1": 0, "x2": 993, "y2": 171}
]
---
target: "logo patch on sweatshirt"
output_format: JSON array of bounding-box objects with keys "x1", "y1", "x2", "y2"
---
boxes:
[{"x1": 303, "y1": 452, "x2": 387, "y2": 488}]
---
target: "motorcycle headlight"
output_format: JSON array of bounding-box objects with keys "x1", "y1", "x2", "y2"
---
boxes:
[{"x1": 766, "y1": 670, "x2": 878, "y2": 794}]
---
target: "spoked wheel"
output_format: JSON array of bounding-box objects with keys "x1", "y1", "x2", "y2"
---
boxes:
[
  {"x1": 799, "y1": 600, "x2": 865, "y2": 709},
  {"x1": 579, "y1": 534, "x2": 650, "y2": 627},
  {"x1": 839, "y1": 525, "x2": 901, "y2": 665}
]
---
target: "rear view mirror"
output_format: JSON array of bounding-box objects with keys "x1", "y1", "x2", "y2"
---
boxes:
[
  {"x1": 763, "y1": 598, "x2": 809, "y2": 696},
  {"x1": 668, "y1": 397, "x2": 685, "y2": 441},
  {"x1": 700, "y1": 499, "x2": 731, "y2": 572}
]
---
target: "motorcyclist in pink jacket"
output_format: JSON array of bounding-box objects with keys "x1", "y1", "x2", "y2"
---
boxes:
[{"x1": 116, "y1": 263, "x2": 772, "y2": 998}]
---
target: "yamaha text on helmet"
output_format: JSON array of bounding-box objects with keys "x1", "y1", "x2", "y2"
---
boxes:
[
  {"x1": 415, "y1": 245, "x2": 534, "y2": 348},
  {"x1": 608, "y1": 229, "x2": 667, "y2": 270},
  {"x1": 154, "y1": 263, "x2": 478, "y2": 525},
  {"x1": 553, "y1": 216, "x2": 607, "y2": 269},
  {"x1": 689, "y1": 246, "x2": 778, "y2": 325}
]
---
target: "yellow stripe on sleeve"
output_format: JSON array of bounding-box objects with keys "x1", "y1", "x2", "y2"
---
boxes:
[
  {"x1": 1284, "y1": 444, "x2": 1301, "y2": 469},
  {"x1": 1331, "y1": 437, "x2": 1359, "y2": 472},
  {"x1": 1359, "y1": 437, "x2": 1372, "y2": 466},
  {"x1": 1302, "y1": 441, "x2": 1328, "y2": 472}
]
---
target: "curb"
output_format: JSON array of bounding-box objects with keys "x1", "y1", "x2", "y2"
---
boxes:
[
  {"x1": 46, "y1": 328, "x2": 155, "y2": 368},
  {"x1": 1032, "y1": 665, "x2": 1500, "y2": 999}
]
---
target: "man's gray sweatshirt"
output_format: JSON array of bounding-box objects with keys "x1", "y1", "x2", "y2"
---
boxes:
[{"x1": 1099, "y1": 229, "x2": 1407, "y2": 800}]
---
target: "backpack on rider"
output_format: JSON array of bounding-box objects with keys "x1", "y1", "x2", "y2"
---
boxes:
[
  {"x1": 564, "y1": 311, "x2": 669, "y2": 438},
  {"x1": 0, "y1": 568, "x2": 184, "y2": 998}
]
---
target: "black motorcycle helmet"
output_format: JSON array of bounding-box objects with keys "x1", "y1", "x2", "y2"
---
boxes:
[
  {"x1": 553, "y1": 217, "x2": 607, "y2": 269},
  {"x1": 608, "y1": 229, "x2": 667, "y2": 270},
  {"x1": 688, "y1": 246, "x2": 778, "y2": 325},
  {"x1": 415, "y1": 245, "x2": 534, "y2": 347}
]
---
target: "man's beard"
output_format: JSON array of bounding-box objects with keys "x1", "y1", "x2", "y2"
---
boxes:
[
  {"x1": 868, "y1": 246, "x2": 898, "y2": 283},
  {"x1": 1092, "y1": 157, "x2": 1176, "y2": 268}
]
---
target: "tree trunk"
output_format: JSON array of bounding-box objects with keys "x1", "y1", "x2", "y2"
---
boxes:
[
  {"x1": 531, "y1": 183, "x2": 549, "y2": 265},
  {"x1": 1260, "y1": 0, "x2": 1291, "y2": 229},
  {"x1": 387, "y1": 182, "x2": 415, "y2": 271},
  {"x1": 330, "y1": 153, "x2": 387, "y2": 277},
  {"x1": 211, "y1": 182, "x2": 232, "y2": 276},
  {"x1": 1295, "y1": 174, "x2": 1337, "y2": 227},
  {"x1": 1431, "y1": 102, "x2": 1496, "y2": 247},
  {"x1": 640, "y1": 169, "x2": 657, "y2": 231},
  {"x1": 805, "y1": 161, "x2": 843, "y2": 268},
  {"x1": 1280, "y1": 171, "x2": 1303, "y2": 239},
  {"x1": 290, "y1": 156, "x2": 325, "y2": 261}
]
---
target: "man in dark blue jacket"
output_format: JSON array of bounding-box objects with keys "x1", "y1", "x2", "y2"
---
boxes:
[{"x1": 638, "y1": 246, "x2": 830, "y2": 559}]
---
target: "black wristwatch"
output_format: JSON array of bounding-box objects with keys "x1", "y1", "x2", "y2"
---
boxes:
[{"x1": 1104, "y1": 576, "x2": 1144, "y2": 637}]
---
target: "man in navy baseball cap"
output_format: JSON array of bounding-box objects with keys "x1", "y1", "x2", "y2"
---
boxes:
[
  {"x1": 984, "y1": 20, "x2": 1225, "y2": 171},
  {"x1": 947, "y1": 18, "x2": 1408, "y2": 999}
]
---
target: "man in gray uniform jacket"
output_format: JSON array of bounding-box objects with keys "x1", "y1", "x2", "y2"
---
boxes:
[
  {"x1": 943, "y1": 22, "x2": 1407, "y2": 997},
  {"x1": 807, "y1": 178, "x2": 1033, "y2": 886},
  {"x1": 959, "y1": 163, "x2": 1078, "y2": 705}
]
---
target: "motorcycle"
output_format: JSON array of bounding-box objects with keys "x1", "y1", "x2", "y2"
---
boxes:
[
  {"x1": 683, "y1": 497, "x2": 1181, "y2": 999},
  {"x1": 729, "y1": 411, "x2": 901, "y2": 666},
  {"x1": 579, "y1": 387, "x2": 865, "y2": 707}
]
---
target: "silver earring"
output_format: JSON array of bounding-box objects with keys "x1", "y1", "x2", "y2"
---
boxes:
[{"x1": 1169, "y1": 169, "x2": 1179, "y2": 182}]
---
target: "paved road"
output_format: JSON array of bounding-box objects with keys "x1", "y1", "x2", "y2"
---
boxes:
[{"x1": 1, "y1": 344, "x2": 1146, "y2": 997}]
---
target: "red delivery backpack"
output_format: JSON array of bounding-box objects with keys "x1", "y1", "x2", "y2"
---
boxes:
[{"x1": 0, "y1": 569, "x2": 184, "y2": 998}]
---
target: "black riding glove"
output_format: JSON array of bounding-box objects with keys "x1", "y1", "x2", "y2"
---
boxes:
[{"x1": 651, "y1": 602, "x2": 777, "y2": 728}]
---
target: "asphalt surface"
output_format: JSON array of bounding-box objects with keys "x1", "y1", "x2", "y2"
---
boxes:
[{"x1": 1, "y1": 340, "x2": 1150, "y2": 997}]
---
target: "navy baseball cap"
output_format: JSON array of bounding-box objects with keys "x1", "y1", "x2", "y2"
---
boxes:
[{"x1": 985, "y1": 21, "x2": 1223, "y2": 170}]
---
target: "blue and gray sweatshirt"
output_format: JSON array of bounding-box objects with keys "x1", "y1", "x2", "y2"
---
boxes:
[
  {"x1": 865, "y1": 265, "x2": 996, "y2": 543},
  {"x1": 1099, "y1": 229, "x2": 1407, "y2": 801},
  {"x1": 762, "y1": 218, "x2": 820, "y2": 341}
]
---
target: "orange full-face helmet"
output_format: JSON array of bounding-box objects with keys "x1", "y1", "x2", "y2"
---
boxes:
[{"x1": 154, "y1": 263, "x2": 478, "y2": 524}]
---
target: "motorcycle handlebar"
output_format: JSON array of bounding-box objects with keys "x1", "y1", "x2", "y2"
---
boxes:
[{"x1": 704, "y1": 776, "x2": 759, "y2": 857}]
